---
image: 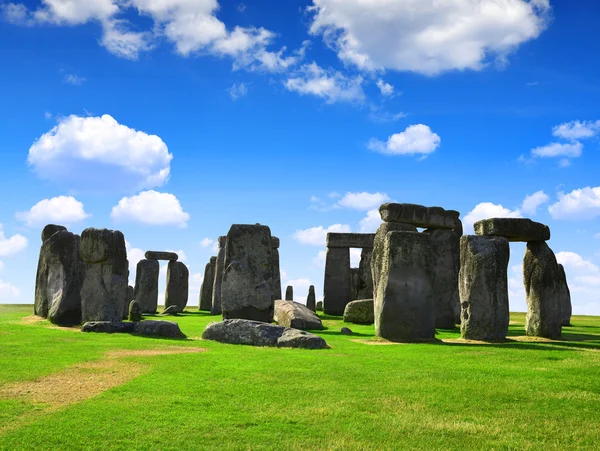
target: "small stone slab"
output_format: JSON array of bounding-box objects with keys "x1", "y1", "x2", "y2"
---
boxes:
[
  {"x1": 81, "y1": 321, "x2": 135, "y2": 333},
  {"x1": 343, "y1": 299, "x2": 374, "y2": 325},
  {"x1": 326, "y1": 233, "x2": 375, "y2": 249},
  {"x1": 145, "y1": 251, "x2": 179, "y2": 261},
  {"x1": 340, "y1": 327, "x2": 353, "y2": 335},
  {"x1": 129, "y1": 300, "x2": 142, "y2": 322},
  {"x1": 161, "y1": 305, "x2": 181, "y2": 316},
  {"x1": 133, "y1": 320, "x2": 186, "y2": 338},
  {"x1": 274, "y1": 300, "x2": 324, "y2": 330},
  {"x1": 379, "y1": 203, "x2": 461, "y2": 230},
  {"x1": 474, "y1": 218, "x2": 550, "y2": 242}
]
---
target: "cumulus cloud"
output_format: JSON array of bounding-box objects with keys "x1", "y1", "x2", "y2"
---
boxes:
[
  {"x1": 0, "y1": 225, "x2": 28, "y2": 257},
  {"x1": 531, "y1": 142, "x2": 583, "y2": 159},
  {"x1": 125, "y1": 241, "x2": 146, "y2": 282},
  {"x1": 552, "y1": 120, "x2": 600, "y2": 140},
  {"x1": 228, "y1": 82, "x2": 248, "y2": 100},
  {"x1": 293, "y1": 224, "x2": 351, "y2": 246},
  {"x1": 350, "y1": 248, "x2": 361, "y2": 268},
  {"x1": 27, "y1": 114, "x2": 172, "y2": 193},
  {"x1": 463, "y1": 202, "x2": 522, "y2": 233},
  {"x1": 312, "y1": 250, "x2": 326, "y2": 269},
  {"x1": 358, "y1": 209, "x2": 382, "y2": 233},
  {"x1": 548, "y1": 187, "x2": 600, "y2": 220},
  {"x1": 337, "y1": 192, "x2": 390, "y2": 210},
  {"x1": 376, "y1": 79, "x2": 394, "y2": 96},
  {"x1": 368, "y1": 124, "x2": 440, "y2": 157},
  {"x1": 520, "y1": 190, "x2": 549, "y2": 215},
  {"x1": 111, "y1": 190, "x2": 190, "y2": 227},
  {"x1": 308, "y1": 0, "x2": 550, "y2": 75},
  {"x1": 16, "y1": 196, "x2": 90, "y2": 227},
  {"x1": 0, "y1": 279, "x2": 20, "y2": 301},
  {"x1": 200, "y1": 238, "x2": 219, "y2": 253},
  {"x1": 555, "y1": 251, "x2": 600, "y2": 314},
  {"x1": 285, "y1": 62, "x2": 365, "y2": 103}
]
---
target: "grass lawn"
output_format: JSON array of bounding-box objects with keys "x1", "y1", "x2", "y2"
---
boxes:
[{"x1": 1, "y1": 304, "x2": 599, "y2": 450}]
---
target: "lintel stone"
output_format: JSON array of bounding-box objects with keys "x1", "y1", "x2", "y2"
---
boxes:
[
  {"x1": 145, "y1": 251, "x2": 179, "y2": 261},
  {"x1": 326, "y1": 233, "x2": 375, "y2": 249},
  {"x1": 474, "y1": 218, "x2": 550, "y2": 242},
  {"x1": 379, "y1": 203, "x2": 461, "y2": 230}
]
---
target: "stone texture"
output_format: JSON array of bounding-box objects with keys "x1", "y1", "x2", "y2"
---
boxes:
[
  {"x1": 323, "y1": 247, "x2": 351, "y2": 316},
  {"x1": 145, "y1": 251, "x2": 178, "y2": 261},
  {"x1": 81, "y1": 321, "x2": 134, "y2": 333},
  {"x1": 202, "y1": 319, "x2": 328, "y2": 349},
  {"x1": 306, "y1": 285, "x2": 316, "y2": 312},
  {"x1": 343, "y1": 299, "x2": 374, "y2": 325},
  {"x1": 374, "y1": 231, "x2": 435, "y2": 342},
  {"x1": 211, "y1": 236, "x2": 227, "y2": 315},
  {"x1": 459, "y1": 235, "x2": 510, "y2": 341},
  {"x1": 474, "y1": 218, "x2": 550, "y2": 242},
  {"x1": 326, "y1": 233, "x2": 375, "y2": 249},
  {"x1": 423, "y1": 228, "x2": 460, "y2": 329},
  {"x1": 523, "y1": 241, "x2": 562, "y2": 338},
  {"x1": 165, "y1": 261, "x2": 189, "y2": 312},
  {"x1": 350, "y1": 268, "x2": 360, "y2": 302},
  {"x1": 128, "y1": 300, "x2": 142, "y2": 322},
  {"x1": 379, "y1": 203, "x2": 461, "y2": 231},
  {"x1": 274, "y1": 300, "x2": 324, "y2": 330},
  {"x1": 41, "y1": 224, "x2": 67, "y2": 242},
  {"x1": 271, "y1": 237, "x2": 282, "y2": 302},
  {"x1": 221, "y1": 224, "x2": 274, "y2": 322},
  {"x1": 127, "y1": 285, "x2": 134, "y2": 305},
  {"x1": 340, "y1": 327, "x2": 353, "y2": 335},
  {"x1": 161, "y1": 305, "x2": 181, "y2": 315},
  {"x1": 316, "y1": 301, "x2": 323, "y2": 311},
  {"x1": 133, "y1": 320, "x2": 186, "y2": 338},
  {"x1": 285, "y1": 285, "x2": 293, "y2": 301},
  {"x1": 199, "y1": 257, "x2": 216, "y2": 311},
  {"x1": 558, "y1": 264, "x2": 572, "y2": 327},
  {"x1": 134, "y1": 259, "x2": 159, "y2": 314},
  {"x1": 356, "y1": 249, "x2": 374, "y2": 300}
]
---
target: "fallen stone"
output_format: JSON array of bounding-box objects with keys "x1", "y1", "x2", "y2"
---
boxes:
[
  {"x1": 161, "y1": 305, "x2": 181, "y2": 316},
  {"x1": 316, "y1": 301, "x2": 323, "y2": 311},
  {"x1": 557, "y1": 264, "x2": 572, "y2": 327},
  {"x1": 343, "y1": 299, "x2": 374, "y2": 325},
  {"x1": 145, "y1": 251, "x2": 179, "y2": 261},
  {"x1": 274, "y1": 300, "x2": 323, "y2": 330},
  {"x1": 199, "y1": 257, "x2": 216, "y2": 311},
  {"x1": 133, "y1": 320, "x2": 186, "y2": 338},
  {"x1": 306, "y1": 285, "x2": 316, "y2": 312},
  {"x1": 81, "y1": 321, "x2": 134, "y2": 334},
  {"x1": 211, "y1": 236, "x2": 227, "y2": 315},
  {"x1": 129, "y1": 300, "x2": 142, "y2": 322},
  {"x1": 134, "y1": 259, "x2": 159, "y2": 314},
  {"x1": 285, "y1": 285, "x2": 293, "y2": 301},
  {"x1": 202, "y1": 319, "x2": 328, "y2": 349},
  {"x1": 474, "y1": 218, "x2": 550, "y2": 242},
  {"x1": 340, "y1": 327, "x2": 353, "y2": 335},
  {"x1": 379, "y1": 203, "x2": 461, "y2": 231},
  {"x1": 165, "y1": 261, "x2": 189, "y2": 311}
]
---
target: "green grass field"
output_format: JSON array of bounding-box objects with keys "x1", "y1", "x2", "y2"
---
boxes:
[{"x1": 1, "y1": 304, "x2": 599, "y2": 450}]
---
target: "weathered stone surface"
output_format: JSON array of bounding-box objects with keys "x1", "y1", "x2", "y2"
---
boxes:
[
  {"x1": 323, "y1": 247, "x2": 351, "y2": 316},
  {"x1": 326, "y1": 233, "x2": 375, "y2": 249},
  {"x1": 202, "y1": 319, "x2": 328, "y2": 349},
  {"x1": 343, "y1": 299, "x2": 374, "y2": 325},
  {"x1": 459, "y1": 235, "x2": 510, "y2": 341},
  {"x1": 285, "y1": 285, "x2": 294, "y2": 301},
  {"x1": 474, "y1": 218, "x2": 550, "y2": 242},
  {"x1": 274, "y1": 300, "x2": 324, "y2": 330},
  {"x1": 271, "y1": 246, "x2": 282, "y2": 302},
  {"x1": 379, "y1": 203, "x2": 461, "y2": 231},
  {"x1": 221, "y1": 224, "x2": 274, "y2": 322},
  {"x1": 316, "y1": 301, "x2": 323, "y2": 311},
  {"x1": 81, "y1": 321, "x2": 134, "y2": 333},
  {"x1": 271, "y1": 237, "x2": 280, "y2": 249},
  {"x1": 211, "y1": 236, "x2": 227, "y2": 315},
  {"x1": 41, "y1": 224, "x2": 67, "y2": 242},
  {"x1": 165, "y1": 261, "x2": 189, "y2": 311},
  {"x1": 350, "y1": 268, "x2": 360, "y2": 302},
  {"x1": 306, "y1": 285, "x2": 316, "y2": 312},
  {"x1": 80, "y1": 228, "x2": 127, "y2": 271},
  {"x1": 423, "y1": 228, "x2": 460, "y2": 329},
  {"x1": 523, "y1": 241, "x2": 562, "y2": 338},
  {"x1": 356, "y1": 249, "x2": 374, "y2": 300},
  {"x1": 134, "y1": 259, "x2": 159, "y2": 314},
  {"x1": 557, "y1": 264, "x2": 572, "y2": 327},
  {"x1": 374, "y1": 231, "x2": 435, "y2": 342},
  {"x1": 127, "y1": 285, "x2": 134, "y2": 304},
  {"x1": 199, "y1": 257, "x2": 216, "y2": 311},
  {"x1": 145, "y1": 251, "x2": 178, "y2": 261},
  {"x1": 340, "y1": 327, "x2": 353, "y2": 335},
  {"x1": 129, "y1": 300, "x2": 142, "y2": 322},
  {"x1": 133, "y1": 320, "x2": 186, "y2": 338},
  {"x1": 161, "y1": 305, "x2": 181, "y2": 315}
]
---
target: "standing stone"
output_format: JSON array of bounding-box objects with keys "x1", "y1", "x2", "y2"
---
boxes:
[
  {"x1": 35, "y1": 224, "x2": 69, "y2": 317},
  {"x1": 134, "y1": 259, "x2": 159, "y2": 314},
  {"x1": 306, "y1": 285, "x2": 316, "y2": 312},
  {"x1": 316, "y1": 301, "x2": 323, "y2": 311},
  {"x1": 271, "y1": 237, "x2": 282, "y2": 301},
  {"x1": 127, "y1": 285, "x2": 134, "y2": 304},
  {"x1": 557, "y1": 264, "x2": 572, "y2": 326},
  {"x1": 285, "y1": 285, "x2": 294, "y2": 301},
  {"x1": 129, "y1": 300, "x2": 142, "y2": 322},
  {"x1": 523, "y1": 241, "x2": 562, "y2": 338},
  {"x1": 211, "y1": 236, "x2": 227, "y2": 315},
  {"x1": 356, "y1": 249, "x2": 374, "y2": 300},
  {"x1": 374, "y1": 231, "x2": 435, "y2": 342},
  {"x1": 459, "y1": 235, "x2": 510, "y2": 341},
  {"x1": 80, "y1": 228, "x2": 128, "y2": 324},
  {"x1": 323, "y1": 247, "x2": 351, "y2": 316},
  {"x1": 199, "y1": 257, "x2": 217, "y2": 311},
  {"x1": 350, "y1": 268, "x2": 360, "y2": 301},
  {"x1": 221, "y1": 224, "x2": 274, "y2": 322},
  {"x1": 165, "y1": 261, "x2": 189, "y2": 312}
]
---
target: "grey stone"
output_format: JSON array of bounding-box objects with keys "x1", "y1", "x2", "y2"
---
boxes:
[
  {"x1": 326, "y1": 233, "x2": 375, "y2": 249},
  {"x1": 285, "y1": 285, "x2": 294, "y2": 301},
  {"x1": 221, "y1": 224, "x2": 274, "y2": 322},
  {"x1": 272, "y1": 245, "x2": 282, "y2": 302},
  {"x1": 316, "y1": 301, "x2": 323, "y2": 311},
  {"x1": 357, "y1": 249, "x2": 374, "y2": 300},
  {"x1": 459, "y1": 235, "x2": 510, "y2": 341},
  {"x1": 165, "y1": 261, "x2": 189, "y2": 312},
  {"x1": 379, "y1": 203, "x2": 461, "y2": 231},
  {"x1": 133, "y1": 320, "x2": 186, "y2": 338},
  {"x1": 134, "y1": 259, "x2": 159, "y2": 314},
  {"x1": 306, "y1": 285, "x2": 316, "y2": 312},
  {"x1": 202, "y1": 319, "x2": 328, "y2": 349},
  {"x1": 271, "y1": 237, "x2": 280, "y2": 249},
  {"x1": 161, "y1": 305, "x2": 181, "y2": 316},
  {"x1": 129, "y1": 300, "x2": 142, "y2": 322},
  {"x1": 350, "y1": 268, "x2": 360, "y2": 301},
  {"x1": 211, "y1": 236, "x2": 227, "y2": 315},
  {"x1": 145, "y1": 251, "x2": 179, "y2": 261},
  {"x1": 374, "y1": 231, "x2": 435, "y2": 342},
  {"x1": 474, "y1": 218, "x2": 550, "y2": 242},
  {"x1": 340, "y1": 327, "x2": 353, "y2": 335},
  {"x1": 274, "y1": 300, "x2": 324, "y2": 330},
  {"x1": 127, "y1": 285, "x2": 134, "y2": 304},
  {"x1": 199, "y1": 257, "x2": 216, "y2": 311},
  {"x1": 41, "y1": 224, "x2": 67, "y2": 242},
  {"x1": 323, "y1": 246, "x2": 351, "y2": 316},
  {"x1": 557, "y1": 264, "x2": 572, "y2": 327},
  {"x1": 81, "y1": 321, "x2": 134, "y2": 333},
  {"x1": 523, "y1": 241, "x2": 562, "y2": 338},
  {"x1": 343, "y1": 299, "x2": 374, "y2": 325}
]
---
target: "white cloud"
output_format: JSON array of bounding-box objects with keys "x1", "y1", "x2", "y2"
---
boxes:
[
  {"x1": 189, "y1": 272, "x2": 204, "y2": 307},
  {"x1": 368, "y1": 124, "x2": 440, "y2": 156},
  {"x1": 200, "y1": 238, "x2": 219, "y2": 253},
  {"x1": 63, "y1": 74, "x2": 85, "y2": 85},
  {"x1": 359, "y1": 208, "x2": 382, "y2": 233},
  {"x1": 368, "y1": 106, "x2": 407, "y2": 123},
  {"x1": 284, "y1": 278, "x2": 312, "y2": 304},
  {"x1": 520, "y1": 190, "x2": 549, "y2": 216},
  {"x1": 376, "y1": 78, "x2": 394, "y2": 96},
  {"x1": 463, "y1": 202, "x2": 522, "y2": 234},
  {"x1": 552, "y1": 120, "x2": 600, "y2": 140},
  {"x1": 16, "y1": 196, "x2": 90, "y2": 227},
  {"x1": 337, "y1": 192, "x2": 390, "y2": 210},
  {"x1": 100, "y1": 19, "x2": 153, "y2": 59},
  {"x1": 111, "y1": 190, "x2": 190, "y2": 227},
  {"x1": 308, "y1": 0, "x2": 550, "y2": 75},
  {"x1": 285, "y1": 62, "x2": 365, "y2": 104},
  {"x1": 0, "y1": 261, "x2": 4, "y2": 272},
  {"x1": 28, "y1": 114, "x2": 172, "y2": 193},
  {"x1": 555, "y1": 252, "x2": 600, "y2": 314},
  {"x1": 228, "y1": 82, "x2": 248, "y2": 100},
  {"x1": 125, "y1": 241, "x2": 146, "y2": 282},
  {"x1": 350, "y1": 248, "x2": 361, "y2": 268},
  {"x1": 0, "y1": 279, "x2": 20, "y2": 301},
  {"x1": 0, "y1": 225, "x2": 28, "y2": 257},
  {"x1": 312, "y1": 250, "x2": 326, "y2": 269},
  {"x1": 293, "y1": 224, "x2": 351, "y2": 246},
  {"x1": 548, "y1": 187, "x2": 600, "y2": 220},
  {"x1": 531, "y1": 141, "x2": 583, "y2": 158}
]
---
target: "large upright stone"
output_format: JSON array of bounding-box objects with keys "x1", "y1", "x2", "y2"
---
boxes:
[
  {"x1": 271, "y1": 237, "x2": 282, "y2": 302},
  {"x1": 165, "y1": 261, "x2": 189, "y2": 312},
  {"x1": 285, "y1": 285, "x2": 294, "y2": 301},
  {"x1": 459, "y1": 235, "x2": 510, "y2": 341},
  {"x1": 145, "y1": 251, "x2": 178, "y2": 261},
  {"x1": 350, "y1": 268, "x2": 360, "y2": 301},
  {"x1": 356, "y1": 248, "x2": 374, "y2": 300},
  {"x1": 523, "y1": 241, "x2": 562, "y2": 338},
  {"x1": 211, "y1": 236, "x2": 227, "y2": 315},
  {"x1": 557, "y1": 264, "x2": 572, "y2": 327},
  {"x1": 379, "y1": 203, "x2": 461, "y2": 231},
  {"x1": 134, "y1": 259, "x2": 159, "y2": 314},
  {"x1": 199, "y1": 257, "x2": 216, "y2": 311},
  {"x1": 323, "y1": 246, "x2": 351, "y2": 316},
  {"x1": 221, "y1": 224, "x2": 274, "y2": 322},
  {"x1": 80, "y1": 228, "x2": 128, "y2": 324},
  {"x1": 374, "y1": 231, "x2": 435, "y2": 342},
  {"x1": 306, "y1": 285, "x2": 316, "y2": 312},
  {"x1": 423, "y1": 228, "x2": 460, "y2": 329},
  {"x1": 474, "y1": 218, "x2": 550, "y2": 242}
]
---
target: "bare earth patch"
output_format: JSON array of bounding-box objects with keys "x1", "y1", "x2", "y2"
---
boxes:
[
  {"x1": 106, "y1": 347, "x2": 207, "y2": 358},
  {"x1": 20, "y1": 315, "x2": 46, "y2": 324}
]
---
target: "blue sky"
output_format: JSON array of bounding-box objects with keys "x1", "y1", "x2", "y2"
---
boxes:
[{"x1": 0, "y1": 0, "x2": 599, "y2": 314}]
